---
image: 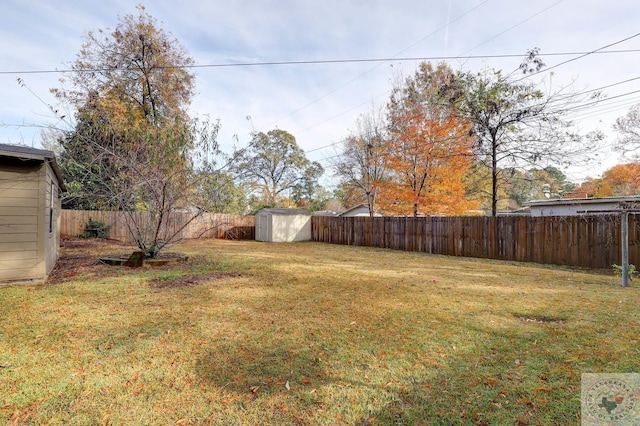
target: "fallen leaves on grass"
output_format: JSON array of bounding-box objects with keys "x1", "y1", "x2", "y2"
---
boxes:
[{"x1": 484, "y1": 377, "x2": 498, "y2": 387}]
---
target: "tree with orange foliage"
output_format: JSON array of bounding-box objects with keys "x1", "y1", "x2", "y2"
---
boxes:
[
  {"x1": 569, "y1": 177, "x2": 603, "y2": 199},
  {"x1": 601, "y1": 163, "x2": 640, "y2": 195},
  {"x1": 570, "y1": 163, "x2": 640, "y2": 198},
  {"x1": 382, "y1": 63, "x2": 477, "y2": 216}
]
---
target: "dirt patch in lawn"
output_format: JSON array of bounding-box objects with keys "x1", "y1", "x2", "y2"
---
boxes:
[
  {"x1": 148, "y1": 272, "x2": 242, "y2": 289},
  {"x1": 47, "y1": 245, "x2": 118, "y2": 285},
  {"x1": 59, "y1": 237, "x2": 131, "y2": 250},
  {"x1": 47, "y1": 238, "x2": 209, "y2": 285},
  {"x1": 516, "y1": 314, "x2": 567, "y2": 326}
]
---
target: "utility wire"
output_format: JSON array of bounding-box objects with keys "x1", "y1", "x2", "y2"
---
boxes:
[
  {"x1": 304, "y1": 73, "x2": 640, "y2": 156},
  {"x1": 294, "y1": 0, "x2": 607, "y2": 145},
  {"x1": 570, "y1": 98, "x2": 640, "y2": 122},
  {"x1": 257, "y1": 0, "x2": 491, "y2": 131},
  {"x1": 461, "y1": 0, "x2": 564, "y2": 55},
  {"x1": 295, "y1": 22, "x2": 638, "y2": 137},
  {"x1": 2, "y1": 50, "x2": 639, "y2": 76},
  {"x1": 516, "y1": 32, "x2": 640, "y2": 82},
  {"x1": 298, "y1": 67, "x2": 640, "y2": 139},
  {"x1": 298, "y1": 61, "x2": 640, "y2": 149},
  {"x1": 307, "y1": 86, "x2": 640, "y2": 169},
  {"x1": 295, "y1": 15, "x2": 639, "y2": 145}
]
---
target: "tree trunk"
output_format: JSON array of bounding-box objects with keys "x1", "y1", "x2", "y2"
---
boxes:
[
  {"x1": 491, "y1": 137, "x2": 498, "y2": 217},
  {"x1": 367, "y1": 192, "x2": 375, "y2": 217}
]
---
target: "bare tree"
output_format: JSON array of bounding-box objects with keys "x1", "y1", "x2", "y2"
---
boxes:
[
  {"x1": 334, "y1": 107, "x2": 389, "y2": 216},
  {"x1": 57, "y1": 109, "x2": 229, "y2": 257},
  {"x1": 614, "y1": 103, "x2": 640, "y2": 161}
]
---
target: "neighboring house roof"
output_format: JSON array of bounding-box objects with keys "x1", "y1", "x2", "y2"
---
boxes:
[
  {"x1": 312, "y1": 210, "x2": 342, "y2": 216},
  {"x1": 339, "y1": 203, "x2": 380, "y2": 217},
  {"x1": 0, "y1": 143, "x2": 66, "y2": 191},
  {"x1": 525, "y1": 195, "x2": 640, "y2": 208},
  {"x1": 256, "y1": 208, "x2": 311, "y2": 216},
  {"x1": 524, "y1": 195, "x2": 640, "y2": 216},
  {"x1": 495, "y1": 207, "x2": 531, "y2": 216}
]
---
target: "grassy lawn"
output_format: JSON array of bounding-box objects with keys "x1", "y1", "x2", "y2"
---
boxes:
[{"x1": 1, "y1": 238, "x2": 638, "y2": 425}]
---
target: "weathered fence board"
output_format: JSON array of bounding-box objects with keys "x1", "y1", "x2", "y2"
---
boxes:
[
  {"x1": 312, "y1": 215, "x2": 640, "y2": 269},
  {"x1": 61, "y1": 210, "x2": 255, "y2": 242}
]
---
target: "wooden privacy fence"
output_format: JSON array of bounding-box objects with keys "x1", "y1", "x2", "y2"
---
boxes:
[
  {"x1": 60, "y1": 210, "x2": 255, "y2": 242},
  {"x1": 312, "y1": 215, "x2": 640, "y2": 269},
  {"x1": 61, "y1": 211, "x2": 640, "y2": 269}
]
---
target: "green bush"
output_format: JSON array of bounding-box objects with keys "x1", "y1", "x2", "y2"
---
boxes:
[
  {"x1": 612, "y1": 263, "x2": 637, "y2": 278},
  {"x1": 79, "y1": 219, "x2": 111, "y2": 239}
]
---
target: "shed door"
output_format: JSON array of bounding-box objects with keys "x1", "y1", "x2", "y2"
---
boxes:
[{"x1": 256, "y1": 215, "x2": 270, "y2": 241}]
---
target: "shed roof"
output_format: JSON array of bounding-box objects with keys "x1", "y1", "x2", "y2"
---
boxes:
[
  {"x1": 0, "y1": 143, "x2": 66, "y2": 191},
  {"x1": 257, "y1": 208, "x2": 311, "y2": 216}
]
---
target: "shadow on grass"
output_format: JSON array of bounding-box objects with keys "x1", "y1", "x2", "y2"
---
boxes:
[
  {"x1": 194, "y1": 337, "x2": 323, "y2": 397},
  {"x1": 192, "y1": 309, "x2": 583, "y2": 425}
]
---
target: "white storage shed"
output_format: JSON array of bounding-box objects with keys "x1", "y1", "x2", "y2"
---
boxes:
[{"x1": 255, "y1": 208, "x2": 311, "y2": 242}]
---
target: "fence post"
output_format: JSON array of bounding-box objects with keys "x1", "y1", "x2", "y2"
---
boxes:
[{"x1": 622, "y1": 211, "x2": 629, "y2": 288}]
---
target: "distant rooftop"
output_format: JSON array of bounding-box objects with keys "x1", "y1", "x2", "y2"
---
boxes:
[{"x1": 525, "y1": 195, "x2": 640, "y2": 206}]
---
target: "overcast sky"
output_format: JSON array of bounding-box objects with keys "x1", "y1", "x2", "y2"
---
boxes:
[{"x1": 2, "y1": 0, "x2": 639, "y2": 185}]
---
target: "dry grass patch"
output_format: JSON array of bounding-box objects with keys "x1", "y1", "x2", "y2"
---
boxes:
[{"x1": 1, "y1": 238, "x2": 638, "y2": 425}]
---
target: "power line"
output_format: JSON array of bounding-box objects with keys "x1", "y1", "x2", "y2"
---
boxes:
[
  {"x1": 1, "y1": 123, "x2": 51, "y2": 129},
  {"x1": 306, "y1": 137, "x2": 350, "y2": 154},
  {"x1": 296, "y1": 60, "x2": 640, "y2": 138},
  {"x1": 540, "y1": 73, "x2": 640, "y2": 115},
  {"x1": 565, "y1": 90, "x2": 640, "y2": 115},
  {"x1": 306, "y1": 83, "x2": 640, "y2": 166},
  {"x1": 294, "y1": 40, "x2": 640, "y2": 145},
  {"x1": 298, "y1": 92, "x2": 389, "y2": 135},
  {"x1": 461, "y1": 0, "x2": 565, "y2": 55},
  {"x1": 570, "y1": 98, "x2": 640, "y2": 122},
  {"x1": 287, "y1": 4, "x2": 635, "y2": 145},
  {"x1": 395, "y1": 0, "x2": 490, "y2": 58},
  {"x1": 2, "y1": 49, "x2": 639, "y2": 76},
  {"x1": 304, "y1": 73, "x2": 640, "y2": 152},
  {"x1": 294, "y1": 1, "x2": 600, "y2": 152},
  {"x1": 516, "y1": 32, "x2": 640, "y2": 82},
  {"x1": 258, "y1": 0, "x2": 491, "y2": 131}
]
